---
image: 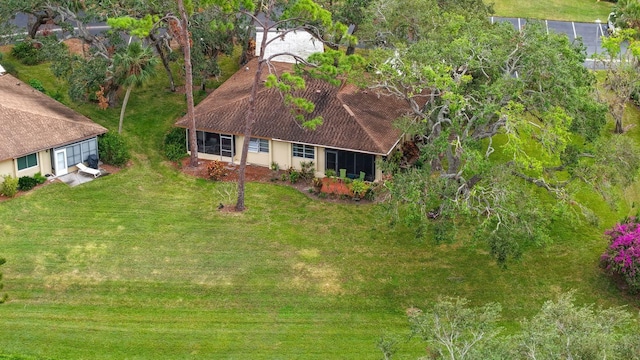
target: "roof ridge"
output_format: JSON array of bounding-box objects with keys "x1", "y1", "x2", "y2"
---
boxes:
[{"x1": 338, "y1": 87, "x2": 388, "y2": 153}]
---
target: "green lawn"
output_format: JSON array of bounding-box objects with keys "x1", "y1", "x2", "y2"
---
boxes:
[
  {"x1": 1, "y1": 57, "x2": 640, "y2": 359},
  {"x1": 489, "y1": 0, "x2": 614, "y2": 22}
]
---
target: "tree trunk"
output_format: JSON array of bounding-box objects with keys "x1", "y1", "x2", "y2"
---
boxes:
[
  {"x1": 615, "y1": 118, "x2": 624, "y2": 134},
  {"x1": 106, "y1": 85, "x2": 118, "y2": 108},
  {"x1": 154, "y1": 39, "x2": 176, "y2": 92},
  {"x1": 118, "y1": 85, "x2": 133, "y2": 134},
  {"x1": 235, "y1": 26, "x2": 270, "y2": 212},
  {"x1": 27, "y1": 13, "x2": 48, "y2": 39},
  {"x1": 178, "y1": 0, "x2": 199, "y2": 167}
]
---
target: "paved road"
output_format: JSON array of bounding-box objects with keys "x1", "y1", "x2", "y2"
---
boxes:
[
  {"x1": 9, "y1": 13, "x2": 616, "y2": 69},
  {"x1": 491, "y1": 17, "x2": 613, "y2": 69}
]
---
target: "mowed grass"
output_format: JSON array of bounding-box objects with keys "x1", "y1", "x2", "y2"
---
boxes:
[
  {"x1": 1, "y1": 57, "x2": 640, "y2": 358},
  {"x1": 489, "y1": 0, "x2": 614, "y2": 22}
]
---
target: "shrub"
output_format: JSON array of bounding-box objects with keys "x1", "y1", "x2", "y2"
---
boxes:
[
  {"x1": 207, "y1": 160, "x2": 228, "y2": 181},
  {"x1": 98, "y1": 132, "x2": 131, "y2": 167},
  {"x1": 18, "y1": 176, "x2": 38, "y2": 191},
  {"x1": 600, "y1": 218, "x2": 640, "y2": 293},
  {"x1": 28, "y1": 79, "x2": 45, "y2": 92},
  {"x1": 312, "y1": 177, "x2": 323, "y2": 190},
  {"x1": 163, "y1": 127, "x2": 187, "y2": 162},
  {"x1": 11, "y1": 40, "x2": 45, "y2": 65},
  {"x1": 286, "y1": 167, "x2": 300, "y2": 184},
  {"x1": 350, "y1": 179, "x2": 370, "y2": 198},
  {"x1": 299, "y1": 161, "x2": 315, "y2": 181},
  {"x1": 48, "y1": 88, "x2": 64, "y2": 102},
  {"x1": 1, "y1": 176, "x2": 18, "y2": 197},
  {"x1": 0, "y1": 61, "x2": 17, "y2": 76},
  {"x1": 325, "y1": 169, "x2": 336, "y2": 177},
  {"x1": 33, "y1": 172, "x2": 47, "y2": 184}
]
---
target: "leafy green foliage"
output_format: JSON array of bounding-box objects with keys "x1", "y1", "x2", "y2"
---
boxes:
[
  {"x1": 387, "y1": 292, "x2": 640, "y2": 359},
  {"x1": 113, "y1": 41, "x2": 159, "y2": 133},
  {"x1": 11, "y1": 40, "x2": 45, "y2": 65},
  {"x1": 164, "y1": 127, "x2": 188, "y2": 162},
  {"x1": 599, "y1": 28, "x2": 640, "y2": 133},
  {"x1": 17, "y1": 176, "x2": 38, "y2": 191},
  {"x1": 33, "y1": 172, "x2": 47, "y2": 184},
  {"x1": 98, "y1": 132, "x2": 131, "y2": 167},
  {"x1": 367, "y1": 1, "x2": 615, "y2": 263},
  {"x1": 28, "y1": 79, "x2": 45, "y2": 92},
  {"x1": 0, "y1": 176, "x2": 18, "y2": 197},
  {"x1": 407, "y1": 297, "x2": 503, "y2": 359},
  {"x1": 613, "y1": 0, "x2": 640, "y2": 34},
  {"x1": 349, "y1": 179, "x2": 370, "y2": 198}
]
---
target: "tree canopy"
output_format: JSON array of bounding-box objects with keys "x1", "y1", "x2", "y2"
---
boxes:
[
  {"x1": 361, "y1": 0, "x2": 634, "y2": 263},
  {"x1": 382, "y1": 292, "x2": 640, "y2": 359}
]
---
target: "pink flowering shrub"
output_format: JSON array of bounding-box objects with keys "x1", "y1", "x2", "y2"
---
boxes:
[{"x1": 600, "y1": 218, "x2": 640, "y2": 293}]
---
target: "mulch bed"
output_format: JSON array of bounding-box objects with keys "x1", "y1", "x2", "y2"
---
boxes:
[{"x1": 176, "y1": 158, "x2": 371, "y2": 204}]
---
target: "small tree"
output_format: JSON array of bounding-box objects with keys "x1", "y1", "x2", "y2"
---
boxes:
[
  {"x1": 113, "y1": 42, "x2": 159, "y2": 134},
  {"x1": 407, "y1": 297, "x2": 504, "y2": 359},
  {"x1": 599, "y1": 28, "x2": 640, "y2": 134},
  {"x1": 383, "y1": 293, "x2": 640, "y2": 359},
  {"x1": 601, "y1": 217, "x2": 640, "y2": 293}
]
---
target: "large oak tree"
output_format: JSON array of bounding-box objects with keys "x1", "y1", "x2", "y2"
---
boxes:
[{"x1": 363, "y1": 0, "x2": 637, "y2": 263}]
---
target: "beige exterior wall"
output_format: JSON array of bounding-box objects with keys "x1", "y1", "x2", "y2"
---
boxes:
[
  {"x1": 271, "y1": 141, "x2": 292, "y2": 170},
  {"x1": 16, "y1": 150, "x2": 50, "y2": 178},
  {"x1": 190, "y1": 134, "x2": 390, "y2": 182},
  {"x1": 0, "y1": 150, "x2": 52, "y2": 183},
  {"x1": 0, "y1": 159, "x2": 13, "y2": 183}
]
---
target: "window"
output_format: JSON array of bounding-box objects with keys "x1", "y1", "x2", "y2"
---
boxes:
[
  {"x1": 17, "y1": 153, "x2": 38, "y2": 171},
  {"x1": 187, "y1": 131, "x2": 235, "y2": 156},
  {"x1": 60, "y1": 138, "x2": 98, "y2": 166},
  {"x1": 249, "y1": 138, "x2": 269, "y2": 153},
  {"x1": 292, "y1": 143, "x2": 314, "y2": 159}
]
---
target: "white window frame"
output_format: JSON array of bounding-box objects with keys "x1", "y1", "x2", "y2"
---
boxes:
[
  {"x1": 248, "y1": 138, "x2": 269, "y2": 153},
  {"x1": 292, "y1": 143, "x2": 314, "y2": 159}
]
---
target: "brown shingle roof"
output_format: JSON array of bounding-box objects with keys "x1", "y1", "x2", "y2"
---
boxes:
[
  {"x1": 176, "y1": 59, "x2": 409, "y2": 155},
  {"x1": 0, "y1": 73, "x2": 107, "y2": 162}
]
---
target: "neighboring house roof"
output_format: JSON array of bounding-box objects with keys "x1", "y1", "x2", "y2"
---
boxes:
[
  {"x1": 0, "y1": 73, "x2": 107, "y2": 162},
  {"x1": 176, "y1": 59, "x2": 410, "y2": 155}
]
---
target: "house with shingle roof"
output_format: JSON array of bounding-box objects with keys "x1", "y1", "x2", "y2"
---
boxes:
[
  {"x1": 175, "y1": 59, "x2": 410, "y2": 181},
  {"x1": 0, "y1": 67, "x2": 107, "y2": 182}
]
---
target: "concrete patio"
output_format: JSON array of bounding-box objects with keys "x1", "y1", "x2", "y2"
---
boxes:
[{"x1": 57, "y1": 168, "x2": 108, "y2": 187}]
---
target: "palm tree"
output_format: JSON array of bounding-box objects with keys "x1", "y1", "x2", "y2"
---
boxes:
[{"x1": 114, "y1": 42, "x2": 159, "y2": 134}]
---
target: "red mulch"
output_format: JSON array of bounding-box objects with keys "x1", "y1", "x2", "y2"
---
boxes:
[
  {"x1": 178, "y1": 158, "x2": 278, "y2": 182},
  {"x1": 320, "y1": 177, "x2": 353, "y2": 196}
]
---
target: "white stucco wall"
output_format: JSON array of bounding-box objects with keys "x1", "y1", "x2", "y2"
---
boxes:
[{"x1": 255, "y1": 28, "x2": 324, "y2": 63}]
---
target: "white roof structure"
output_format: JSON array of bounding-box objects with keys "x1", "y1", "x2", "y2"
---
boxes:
[{"x1": 255, "y1": 28, "x2": 324, "y2": 63}]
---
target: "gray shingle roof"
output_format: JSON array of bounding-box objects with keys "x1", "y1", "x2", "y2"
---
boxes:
[
  {"x1": 176, "y1": 59, "x2": 409, "y2": 155},
  {"x1": 0, "y1": 73, "x2": 107, "y2": 162}
]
